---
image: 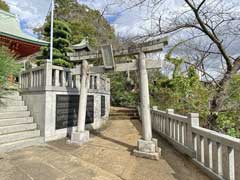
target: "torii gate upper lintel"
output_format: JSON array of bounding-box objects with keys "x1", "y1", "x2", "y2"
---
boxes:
[{"x1": 69, "y1": 36, "x2": 168, "y2": 160}]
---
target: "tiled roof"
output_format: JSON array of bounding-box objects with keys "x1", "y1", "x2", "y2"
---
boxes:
[{"x1": 0, "y1": 10, "x2": 48, "y2": 46}]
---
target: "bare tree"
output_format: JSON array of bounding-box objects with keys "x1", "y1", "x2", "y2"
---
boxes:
[
  {"x1": 163, "y1": 0, "x2": 240, "y2": 128},
  {"x1": 111, "y1": 0, "x2": 240, "y2": 128}
]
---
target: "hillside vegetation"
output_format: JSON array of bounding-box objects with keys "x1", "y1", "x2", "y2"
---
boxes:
[
  {"x1": 0, "y1": 0, "x2": 9, "y2": 12},
  {"x1": 36, "y1": 0, "x2": 116, "y2": 48}
]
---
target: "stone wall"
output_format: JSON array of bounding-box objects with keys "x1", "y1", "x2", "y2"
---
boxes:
[{"x1": 21, "y1": 89, "x2": 110, "y2": 142}]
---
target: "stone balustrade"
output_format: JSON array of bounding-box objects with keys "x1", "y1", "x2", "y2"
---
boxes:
[
  {"x1": 150, "y1": 107, "x2": 240, "y2": 180},
  {"x1": 18, "y1": 62, "x2": 111, "y2": 142},
  {"x1": 19, "y1": 63, "x2": 110, "y2": 93},
  {"x1": 20, "y1": 65, "x2": 45, "y2": 89}
]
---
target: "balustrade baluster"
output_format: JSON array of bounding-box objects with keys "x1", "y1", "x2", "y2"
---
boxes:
[
  {"x1": 179, "y1": 122, "x2": 182, "y2": 144},
  {"x1": 208, "y1": 139, "x2": 213, "y2": 169},
  {"x1": 177, "y1": 121, "x2": 180, "y2": 142},
  {"x1": 166, "y1": 109, "x2": 174, "y2": 136},
  {"x1": 228, "y1": 147, "x2": 235, "y2": 180},
  {"x1": 61, "y1": 71, "x2": 66, "y2": 87},
  {"x1": 55, "y1": 70, "x2": 60, "y2": 87},
  {"x1": 173, "y1": 120, "x2": 176, "y2": 140},
  {"x1": 200, "y1": 136, "x2": 205, "y2": 164},
  {"x1": 163, "y1": 115, "x2": 165, "y2": 134},
  {"x1": 217, "y1": 143, "x2": 223, "y2": 176},
  {"x1": 30, "y1": 71, "x2": 33, "y2": 88}
]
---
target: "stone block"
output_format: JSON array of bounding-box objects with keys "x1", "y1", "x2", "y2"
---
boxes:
[
  {"x1": 133, "y1": 138, "x2": 161, "y2": 160},
  {"x1": 133, "y1": 149, "x2": 160, "y2": 160},
  {"x1": 70, "y1": 131, "x2": 89, "y2": 145},
  {"x1": 138, "y1": 139, "x2": 156, "y2": 153}
]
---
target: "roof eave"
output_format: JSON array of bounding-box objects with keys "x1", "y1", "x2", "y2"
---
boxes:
[{"x1": 0, "y1": 32, "x2": 49, "y2": 46}]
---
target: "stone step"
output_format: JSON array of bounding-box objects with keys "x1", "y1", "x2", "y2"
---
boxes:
[
  {"x1": 111, "y1": 106, "x2": 136, "y2": 111},
  {"x1": 110, "y1": 107, "x2": 137, "y2": 112},
  {"x1": 0, "y1": 123, "x2": 37, "y2": 135},
  {"x1": 110, "y1": 113, "x2": 138, "y2": 116},
  {"x1": 0, "y1": 106, "x2": 28, "y2": 113},
  {"x1": 0, "y1": 117, "x2": 33, "y2": 127},
  {"x1": 1, "y1": 91, "x2": 20, "y2": 97},
  {"x1": 109, "y1": 116, "x2": 139, "y2": 120},
  {"x1": 0, "y1": 94, "x2": 22, "y2": 101},
  {"x1": 111, "y1": 109, "x2": 138, "y2": 113},
  {"x1": 0, "y1": 137, "x2": 44, "y2": 153},
  {"x1": 0, "y1": 111, "x2": 30, "y2": 119},
  {"x1": 0, "y1": 99, "x2": 24, "y2": 106},
  {"x1": 0, "y1": 130, "x2": 40, "y2": 144}
]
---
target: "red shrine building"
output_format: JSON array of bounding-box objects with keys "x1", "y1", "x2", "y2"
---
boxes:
[{"x1": 0, "y1": 10, "x2": 48, "y2": 58}]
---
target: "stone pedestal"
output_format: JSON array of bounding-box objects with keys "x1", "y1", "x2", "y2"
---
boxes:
[
  {"x1": 133, "y1": 138, "x2": 161, "y2": 160},
  {"x1": 70, "y1": 131, "x2": 89, "y2": 145}
]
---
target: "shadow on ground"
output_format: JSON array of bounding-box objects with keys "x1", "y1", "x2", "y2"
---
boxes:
[{"x1": 0, "y1": 118, "x2": 210, "y2": 180}]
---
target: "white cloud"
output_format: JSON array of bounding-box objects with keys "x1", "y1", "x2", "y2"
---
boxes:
[
  {"x1": 78, "y1": 0, "x2": 182, "y2": 36},
  {"x1": 4, "y1": 0, "x2": 180, "y2": 37},
  {"x1": 5, "y1": 0, "x2": 51, "y2": 36}
]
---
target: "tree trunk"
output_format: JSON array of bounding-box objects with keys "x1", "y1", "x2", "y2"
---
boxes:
[{"x1": 207, "y1": 59, "x2": 240, "y2": 129}]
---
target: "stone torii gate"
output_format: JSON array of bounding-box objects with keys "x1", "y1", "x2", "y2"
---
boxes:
[{"x1": 69, "y1": 37, "x2": 168, "y2": 160}]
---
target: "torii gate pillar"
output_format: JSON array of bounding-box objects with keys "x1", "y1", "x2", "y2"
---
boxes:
[
  {"x1": 70, "y1": 60, "x2": 90, "y2": 145},
  {"x1": 133, "y1": 52, "x2": 161, "y2": 160}
]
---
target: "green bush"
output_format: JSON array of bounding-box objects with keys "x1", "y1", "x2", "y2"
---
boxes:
[
  {"x1": 217, "y1": 112, "x2": 240, "y2": 138},
  {"x1": 108, "y1": 72, "x2": 138, "y2": 107},
  {"x1": 35, "y1": 60, "x2": 45, "y2": 66},
  {"x1": 0, "y1": 47, "x2": 20, "y2": 88},
  {"x1": 35, "y1": 59, "x2": 73, "y2": 68},
  {"x1": 53, "y1": 59, "x2": 73, "y2": 68}
]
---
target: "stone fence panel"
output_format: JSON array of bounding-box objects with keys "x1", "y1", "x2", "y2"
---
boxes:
[{"x1": 150, "y1": 107, "x2": 240, "y2": 180}]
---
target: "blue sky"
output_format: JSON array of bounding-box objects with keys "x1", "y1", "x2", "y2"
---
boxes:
[
  {"x1": 4, "y1": 0, "x2": 180, "y2": 37},
  {"x1": 5, "y1": 0, "x2": 51, "y2": 36}
]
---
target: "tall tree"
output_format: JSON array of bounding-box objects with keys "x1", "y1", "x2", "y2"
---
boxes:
[
  {"x1": 36, "y1": 0, "x2": 116, "y2": 48},
  {"x1": 0, "y1": 0, "x2": 9, "y2": 12},
  {"x1": 40, "y1": 20, "x2": 73, "y2": 68}
]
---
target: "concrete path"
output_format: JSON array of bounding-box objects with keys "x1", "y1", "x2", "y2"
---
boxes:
[{"x1": 0, "y1": 119, "x2": 210, "y2": 180}]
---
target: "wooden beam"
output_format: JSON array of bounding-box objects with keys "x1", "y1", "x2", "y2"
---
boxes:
[{"x1": 68, "y1": 36, "x2": 168, "y2": 62}]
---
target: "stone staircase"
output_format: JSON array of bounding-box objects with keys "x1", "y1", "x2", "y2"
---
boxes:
[
  {"x1": 110, "y1": 107, "x2": 139, "y2": 121},
  {"x1": 0, "y1": 91, "x2": 43, "y2": 153}
]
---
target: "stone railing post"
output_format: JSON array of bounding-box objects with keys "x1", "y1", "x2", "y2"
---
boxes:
[
  {"x1": 152, "y1": 106, "x2": 158, "y2": 131},
  {"x1": 55, "y1": 70, "x2": 60, "y2": 87},
  {"x1": 152, "y1": 106, "x2": 158, "y2": 110},
  {"x1": 45, "y1": 60, "x2": 53, "y2": 87},
  {"x1": 74, "y1": 65, "x2": 81, "y2": 90},
  {"x1": 187, "y1": 113, "x2": 199, "y2": 150},
  {"x1": 166, "y1": 109, "x2": 174, "y2": 137}
]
